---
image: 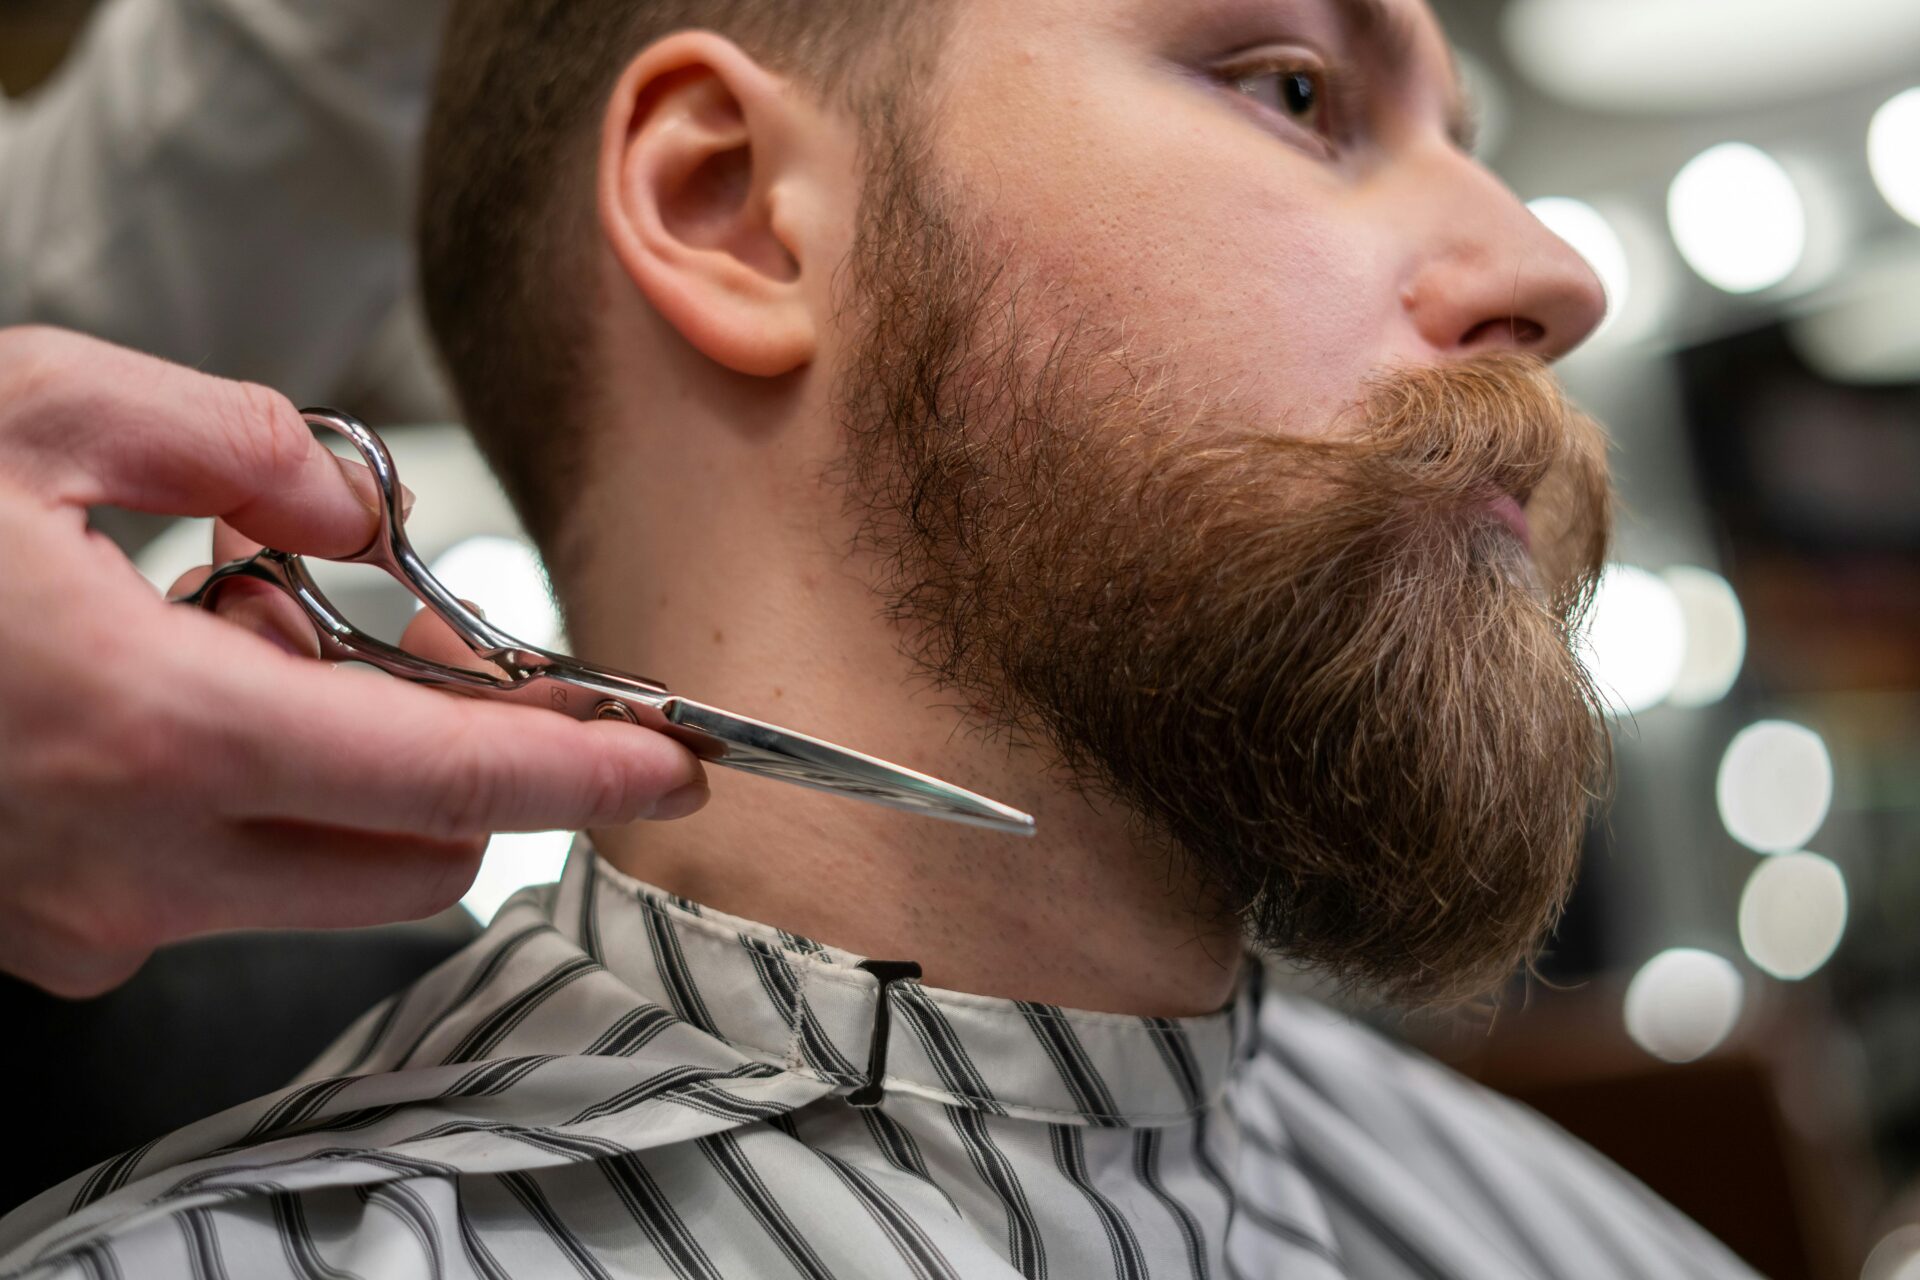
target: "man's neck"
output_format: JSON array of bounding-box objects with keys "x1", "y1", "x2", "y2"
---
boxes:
[
  {"x1": 571, "y1": 512, "x2": 1244, "y2": 1018},
  {"x1": 589, "y1": 774, "x2": 1245, "y2": 1017}
]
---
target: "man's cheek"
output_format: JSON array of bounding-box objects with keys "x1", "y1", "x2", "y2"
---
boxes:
[
  {"x1": 1076, "y1": 172, "x2": 1390, "y2": 401},
  {"x1": 1180, "y1": 254, "x2": 1390, "y2": 436}
]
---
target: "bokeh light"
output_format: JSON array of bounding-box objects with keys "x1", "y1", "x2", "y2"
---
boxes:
[
  {"x1": 462, "y1": 830, "x2": 575, "y2": 925},
  {"x1": 1624, "y1": 948, "x2": 1745, "y2": 1064},
  {"x1": 1528, "y1": 197, "x2": 1630, "y2": 337},
  {"x1": 1667, "y1": 143, "x2": 1807, "y2": 293},
  {"x1": 1789, "y1": 252, "x2": 1920, "y2": 386},
  {"x1": 1662, "y1": 566, "x2": 1747, "y2": 708},
  {"x1": 1716, "y1": 720, "x2": 1834, "y2": 853},
  {"x1": 1503, "y1": 0, "x2": 1920, "y2": 113},
  {"x1": 1862, "y1": 1225, "x2": 1920, "y2": 1280},
  {"x1": 1738, "y1": 851, "x2": 1848, "y2": 980},
  {"x1": 1577, "y1": 564, "x2": 1686, "y2": 715},
  {"x1": 1869, "y1": 88, "x2": 1920, "y2": 227},
  {"x1": 427, "y1": 535, "x2": 565, "y2": 652}
]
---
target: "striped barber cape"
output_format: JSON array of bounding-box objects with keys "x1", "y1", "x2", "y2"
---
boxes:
[{"x1": 0, "y1": 839, "x2": 1757, "y2": 1279}]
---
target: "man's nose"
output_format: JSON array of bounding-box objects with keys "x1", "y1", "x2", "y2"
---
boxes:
[{"x1": 1395, "y1": 152, "x2": 1609, "y2": 362}]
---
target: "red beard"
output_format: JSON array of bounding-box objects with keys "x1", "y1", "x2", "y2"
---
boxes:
[{"x1": 835, "y1": 134, "x2": 1614, "y2": 1009}]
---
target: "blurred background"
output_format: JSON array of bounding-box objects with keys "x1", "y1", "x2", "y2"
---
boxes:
[{"x1": 3, "y1": 0, "x2": 1918, "y2": 1274}]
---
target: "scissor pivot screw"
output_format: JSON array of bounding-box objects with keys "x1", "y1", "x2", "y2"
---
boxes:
[{"x1": 594, "y1": 700, "x2": 638, "y2": 724}]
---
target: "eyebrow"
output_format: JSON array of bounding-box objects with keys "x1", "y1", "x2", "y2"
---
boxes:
[{"x1": 1325, "y1": 0, "x2": 1480, "y2": 153}]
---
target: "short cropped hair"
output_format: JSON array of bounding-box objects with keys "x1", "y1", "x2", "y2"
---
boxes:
[{"x1": 417, "y1": 1, "x2": 946, "y2": 573}]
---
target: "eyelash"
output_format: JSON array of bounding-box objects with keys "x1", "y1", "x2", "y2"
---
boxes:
[{"x1": 1214, "y1": 50, "x2": 1352, "y2": 155}]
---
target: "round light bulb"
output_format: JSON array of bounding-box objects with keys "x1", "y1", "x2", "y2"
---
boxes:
[
  {"x1": 1624, "y1": 948, "x2": 1745, "y2": 1064},
  {"x1": 1668, "y1": 143, "x2": 1806, "y2": 293},
  {"x1": 1738, "y1": 852, "x2": 1848, "y2": 980},
  {"x1": 1577, "y1": 564, "x2": 1686, "y2": 715},
  {"x1": 1863, "y1": 1225, "x2": 1920, "y2": 1280},
  {"x1": 1662, "y1": 566, "x2": 1747, "y2": 708},
  {"x1": 1716, "y1": 720, "x2": 1834, "y2": 853},
  {"x1": 1869, "y1": 88, "x2": 1920, "y2": 227}
]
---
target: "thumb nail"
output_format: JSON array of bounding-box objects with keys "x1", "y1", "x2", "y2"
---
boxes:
[
  {"x1": 333, "y1": 454, "x2": 416, "y2": 521},
  {"x1": 647, "y1": 780, "x2": 711, "y2": 822},
  {"x1": 333, "y1": 454, "x2": 382, "y2": 519}
]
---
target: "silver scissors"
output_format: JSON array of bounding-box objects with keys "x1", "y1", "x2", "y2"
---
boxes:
[{"x1": 177, "y1": 408, "x2": 1036, "y2": 836}]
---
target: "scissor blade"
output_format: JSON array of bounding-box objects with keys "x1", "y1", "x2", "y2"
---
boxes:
[{"x1": 662, "y1": 698, "x2": 1036, "y2": 836}]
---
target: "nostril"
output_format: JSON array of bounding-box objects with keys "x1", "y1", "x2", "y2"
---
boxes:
[{"x1": 1461, "y1": 316, "x2": 1547, "y2": 350}]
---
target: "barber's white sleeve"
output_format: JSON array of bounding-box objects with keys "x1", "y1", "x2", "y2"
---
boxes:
[{"x1": 0, "y1": 0, "x2": 453, "y2": 420}]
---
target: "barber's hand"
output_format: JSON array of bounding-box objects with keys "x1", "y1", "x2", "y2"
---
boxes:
[{"x1": 0, "y1": 327, "x2": 709, "y2": 997}]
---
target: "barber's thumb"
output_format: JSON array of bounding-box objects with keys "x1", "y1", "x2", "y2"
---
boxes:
[
  {"x1": 332, "y1": 454, "x2": 416, "y2": 528},
  {"x1": 398, "y1": 599, "x2": 498, "y2": 674}
]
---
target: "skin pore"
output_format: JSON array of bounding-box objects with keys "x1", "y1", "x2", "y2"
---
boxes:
[{"x1": 574, "y1": 0, "x2": 1608, "y2": 1018}]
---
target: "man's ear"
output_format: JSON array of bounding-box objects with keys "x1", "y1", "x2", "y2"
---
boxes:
[{"x1": 598, "y1": 34, "x2": 820, "y2": 378}]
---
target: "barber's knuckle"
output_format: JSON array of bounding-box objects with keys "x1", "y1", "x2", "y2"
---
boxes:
[
  {"x1": 410, "y1": 842, "x2": 488, "y2": 918},
  {"x1": 36, "y1": 879, "x2": 160, "y2": 963},
  {"x1": 0, "y1": 324, "x2": 72, "y2": 390},
  {"x1": 217, "y1": 379, "x2": 310, "y2": 493},
  {"x1": 23, "y1": 956, "x2": 105, "y2": 1000},
  {"x1": 422, "y1": 728, "x2": 508, "y2": 838},
  {"x1": 86, "y1": 905, "x2": 163, "y2": 959},
  {"x1": 40, "y1": 938, "x2": 154, "y2": 998},
  {"x1": 9, "y1": 935, "x2": 115, "y2": 1000},
  {"x1": 0, "y1": 326, "x2": 80, "y2": 445},
  {"x1": 61, "y1": 951, "x2": 154, "y2": 999},
  {"x1": 581, "y1": 744, "x2": 637, "y2": 823},
  {"x1": 29, "y1": 694, "x2": 168, "y2": 816},
  {"x1": 102, "y1": 692, "x2": 199, "y2": 795}
]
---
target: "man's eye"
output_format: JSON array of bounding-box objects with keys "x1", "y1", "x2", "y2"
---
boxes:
[{"x1": 1231, "y1": 66, "x2": 1328, "y2": 133}]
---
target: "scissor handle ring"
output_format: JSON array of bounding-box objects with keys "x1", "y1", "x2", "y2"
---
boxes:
[{"x1": 299, "y1": 409, "x2": 533, "y2": 665}]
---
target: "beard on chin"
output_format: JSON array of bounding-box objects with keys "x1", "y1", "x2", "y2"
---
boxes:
[{"x1": 833, "y1": 131, "x2": 1616, "y2": 1010}]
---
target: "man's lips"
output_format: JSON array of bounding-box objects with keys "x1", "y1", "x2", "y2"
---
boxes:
[{"x1": 1486, "y1": 493, "x2": 1532, "y2": 551}]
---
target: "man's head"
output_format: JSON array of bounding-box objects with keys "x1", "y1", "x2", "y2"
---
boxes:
[
  {"x1": 419, "y1": 0, "x2": 1614, "y2": 1008},
  {"x1": 418, "y1": 0, "x2": 948, "y2": 558}
]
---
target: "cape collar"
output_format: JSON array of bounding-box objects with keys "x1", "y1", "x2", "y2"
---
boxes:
[{"x1": 548, "y1": 838, "x2": 1264, "y2": 1127}]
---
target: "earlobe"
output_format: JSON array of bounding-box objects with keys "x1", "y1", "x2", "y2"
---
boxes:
[{"x1": 598, "y1": 36, "x2": 816, "y2": 378}]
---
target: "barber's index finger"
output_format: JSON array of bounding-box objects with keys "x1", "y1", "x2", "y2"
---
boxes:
[
  {"x1": 5, "y1": 328, "x2": 402, "y2": 558},
  {"x1": 189, "y1": 619, "x2": 709, "y2": 837}
]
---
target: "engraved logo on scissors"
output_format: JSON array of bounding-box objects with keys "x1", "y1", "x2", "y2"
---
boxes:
[{"x1": 549, "y1": 687, "x2": 569, "y2": 710}]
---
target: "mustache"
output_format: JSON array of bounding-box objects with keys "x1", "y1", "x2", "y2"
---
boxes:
[
  {"x1": 1180, "y1": 352, "x2": 1615, "y2": 620},
  {"x1": 1348, "y1": 354, "x2": 1586, "y2": 503}
]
